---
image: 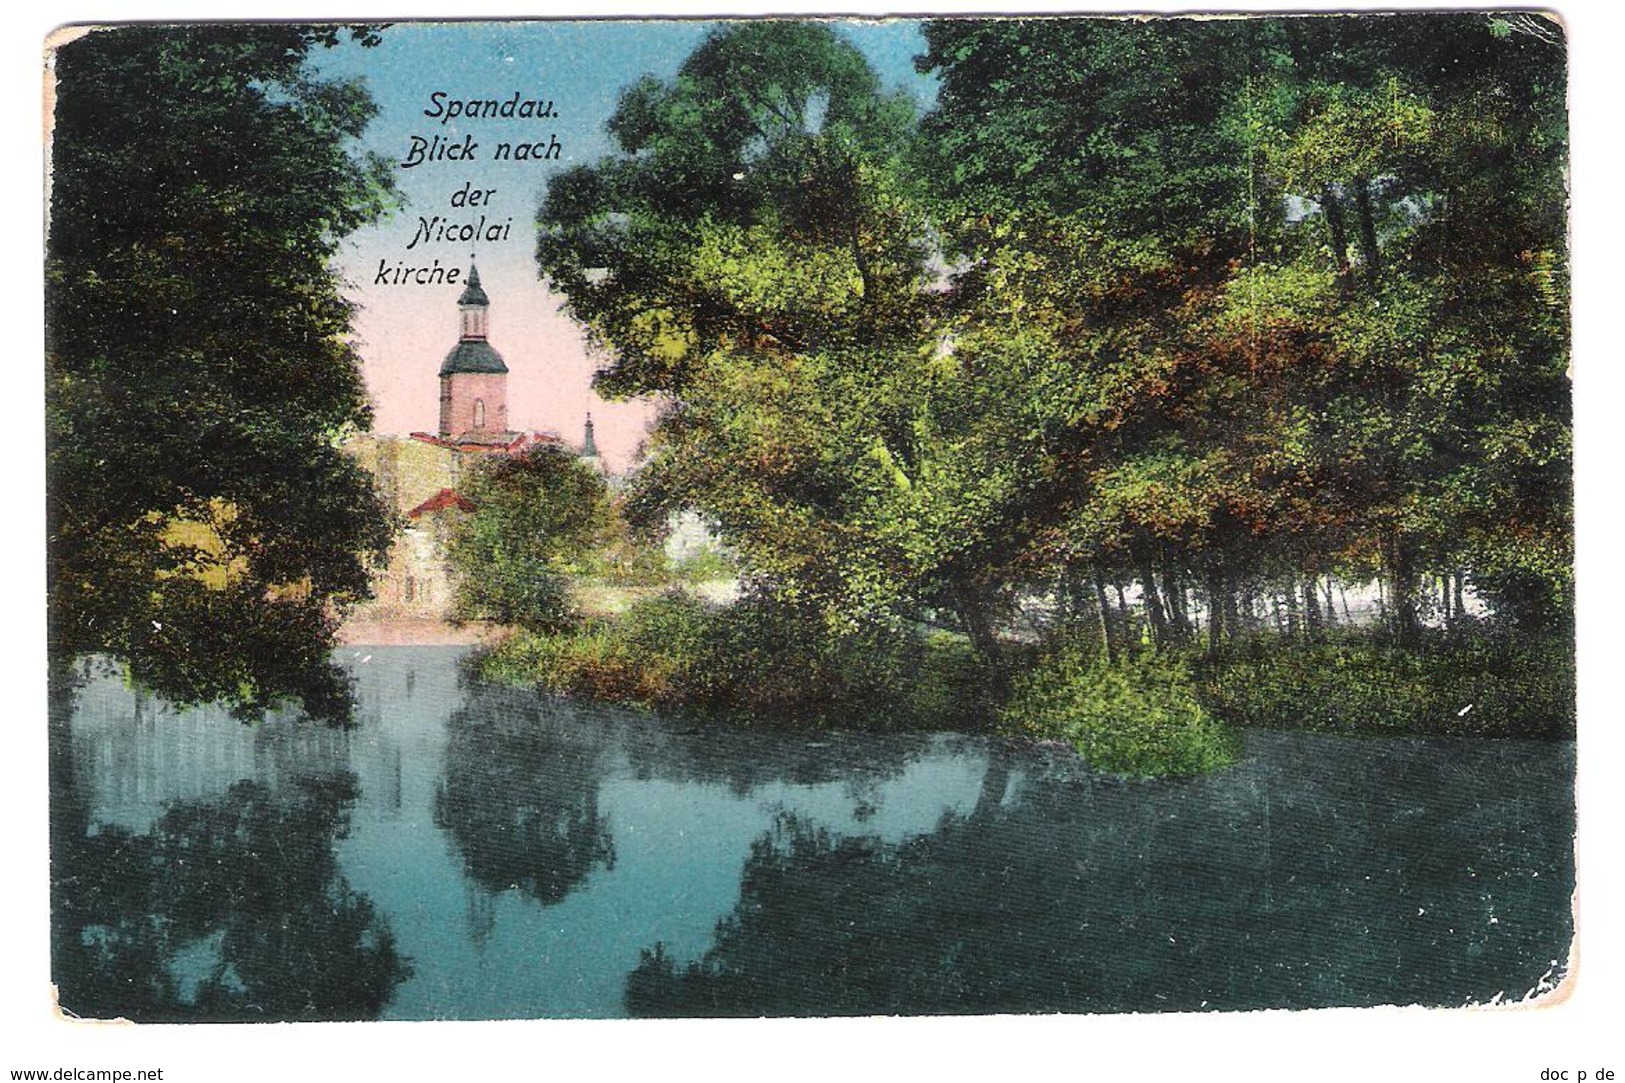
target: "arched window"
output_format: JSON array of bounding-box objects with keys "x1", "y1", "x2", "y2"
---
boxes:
[{"x1": 473, "y1": 399, "x2": 486, "y2": 429}]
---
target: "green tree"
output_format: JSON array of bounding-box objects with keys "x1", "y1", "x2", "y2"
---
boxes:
[
  {"x1": 916, "y1": 16, "x2": 1275, "y2": 654},
  {"x1": 917, "y1": 14, "x2": 1570, "y2": 645},
  {"x1": 540, "y1": 14, "x2": 1568, "y2": 688},
  {"x1": 446, "y1": 446, "x2": 614, "y2": 631},
  {"x1": 46, "y1": 25, "x2": 398, "y2": 718},
  {"x1": 539, "y1": 23, "x2": 1025, "y2": 651}
]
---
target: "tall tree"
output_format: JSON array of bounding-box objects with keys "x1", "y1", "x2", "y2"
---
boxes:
[
  {"x1": 539, "y1": 23, "x2": 1027, "y2": 650},
  {"x1": 46, "y1": 25, "x2": 397, "y2": 718},
  {"x1": 446, "y1": 445, "x2": 615, "y2": 632},
  {"x1": 917, "y1": 14, "x2": 1571, "y2": 642}
]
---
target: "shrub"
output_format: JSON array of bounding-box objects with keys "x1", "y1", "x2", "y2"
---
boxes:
[
  {"x1": 1001, "y1": 646, "x2": 1242, "y2": 778},
  {"x1": 476, "y1": 590, "x2": 994, "y2": 730},
  {"x1": 1200, "y1": 630, "x2": 1575, "y2": 739}
]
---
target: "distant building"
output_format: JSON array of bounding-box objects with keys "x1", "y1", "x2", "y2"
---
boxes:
[{"x1": 346, "y1": 262, "x2": 596, "y2": 622}]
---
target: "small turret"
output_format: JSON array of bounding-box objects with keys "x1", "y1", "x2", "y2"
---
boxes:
[{"x1": 582, "y1": 412, "x2": 598, "y2": 459}]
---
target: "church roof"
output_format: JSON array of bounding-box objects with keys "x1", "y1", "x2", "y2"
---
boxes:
[
  {"x1": 440, "y1": 338, "x2": 508, "y2": 376},
  {"x1": 407, "y1": 488, "x2": 477, "y2": 518},
  {"x1": 457, "y1": 263, "x2": 489, "y2": 306},
  {"x1": 410, "y1": 430, "x2": 562, "y2": 453}
]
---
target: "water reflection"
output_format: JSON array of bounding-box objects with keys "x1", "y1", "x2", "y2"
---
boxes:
[
  {"x1": 625, "y1": 734, "x2": 1575, "y2": 1016},
  {"x1": 53, "y1": 769, "x2": 411, "y2": 1022},
  {"x1": 434, "y1": 686, "x2": 616, "y2": 905},
  {"x1": 52, "y1": 648, "x2": 1575, "y2": 1020},
  {"x1": 620, "y1": 726, "x2": 939, "y2": 798}
]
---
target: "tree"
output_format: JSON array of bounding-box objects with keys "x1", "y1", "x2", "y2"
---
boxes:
[
  {"x1": 541, "y1": 15, "x2": 1569, "y2": 680},
  {"x1": 539, "y1": 23, "x2": 1019, "y2": 649},
  {"x1": 46, "y1": 25, "x2": 397, "y2": 718},
  {"x1": 446, "y1": 446, "x2": 615, "y2": 631},
  {"x1": 916, "y1": 14, "x2": 1571, "y2": 645}
]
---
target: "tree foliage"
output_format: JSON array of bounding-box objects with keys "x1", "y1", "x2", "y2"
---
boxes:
[
  {"x1": 46, "y1": 25, "x2": 397, "y2": 718},
  {"x1": 538, "y1": 15, "x2": 1570, "y2": 681},
  {"x1": 446, "y1": 446, "x2": 615, "y2": 632}
]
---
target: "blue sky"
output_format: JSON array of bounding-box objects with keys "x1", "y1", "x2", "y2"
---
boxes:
[{"x1": 312, "y1": 20, "x2": 938, "y2": 464}]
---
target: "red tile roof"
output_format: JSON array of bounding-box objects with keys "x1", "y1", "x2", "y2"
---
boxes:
[
  {"x1": 409, "y1": 430, "x2": 562, "y2": 453},
  {"x1": 407, "y1": 489, "x2": 477, "y2": 518}
]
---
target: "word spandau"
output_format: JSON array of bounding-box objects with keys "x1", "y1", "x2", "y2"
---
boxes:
[{"x1": 423, "y1": 91, "x2": 558, "y2": 124}]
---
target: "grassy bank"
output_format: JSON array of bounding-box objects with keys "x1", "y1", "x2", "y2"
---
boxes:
[
  {"x1": 479, "y1": 590, "x2": 995, "y2": 732},
  {"x1": 474, "y1": 591, "x2": 1575, "y2": 776},
  {"x1": 1198, "y1": 629, "x2": 1576, "y2": 741}
]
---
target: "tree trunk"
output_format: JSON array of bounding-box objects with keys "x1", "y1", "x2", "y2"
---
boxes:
[
  {"x1": 1303, "y1": 577, "x2": 1323, "y2": 639},
  {"x1": 1238, "y1": 582, "x2": 1257, "y2": 635},
  {"x1": 1206, "y1": 570, "x2": 1225, "y2": 659},
  {"x1": 1114, "y1": 579, "x2": 1132, "y2": 644},
  {"x1": 1323, "y1": 577, "x2": 1339, "y2": 627},
  {"x1": 954, "y1": 582, "x2": 1004, "y2": 677},
  {"x1": 1322, "y1": 184, "x2": 1352, "y2": 280},
  {"x1": 1165, "y1": 561, "x2": 1190, "y2": 644},
  {"x1": 1137, "y1": 549, "x2": 1169, "y2": 650},
  {"x1": 1454, "y1": 570, "x2": 1467, "y2": 621},
  {"x1": 1093, "y1": 569, "x2": 1117, "y2": 665},
  {"x1": 1386, "y1": 534, "x2": 1421, "y2": 642},
  {"x1": 1283, "y1": 578, "x2": 1303, "y2": 638},
  {"x1": 1354, "y1": 174, "x2": 1382, "y2": 284}
]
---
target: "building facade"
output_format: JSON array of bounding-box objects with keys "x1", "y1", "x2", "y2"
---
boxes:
[{"x1": 346, "y1": 262, "x2": 590, "y2": 623}]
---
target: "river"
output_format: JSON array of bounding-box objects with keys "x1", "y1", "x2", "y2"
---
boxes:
[{"x1": 50, "y1": 645, "x2": 1574, "y2": 1020}]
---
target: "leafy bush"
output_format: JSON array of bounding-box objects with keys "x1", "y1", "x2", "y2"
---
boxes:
[
  {"x1": 447, "y1": 446, "x2": 614, "y2": 631},
  {"x1": 1201, "y1": 630, "x2": 1575, "y2": 740},
  {"x1": 1001, "y1": 646, "x2": 1242, "y2": 778},
  {"x1": 478, "y1": 591, "x2": 998, "y2": 730}
]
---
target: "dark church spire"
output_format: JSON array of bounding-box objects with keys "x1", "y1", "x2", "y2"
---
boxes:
[
  {"x1": 457, "y1": 260, "x2": 489, "y2": 309},
  {"x1": 440, "y1": 261, "x2": 506, "y2": 377}
]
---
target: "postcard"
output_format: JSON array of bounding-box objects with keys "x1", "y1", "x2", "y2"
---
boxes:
[{"x1": 40, "y1": 11, "x2": 1577, "y2": 1033}]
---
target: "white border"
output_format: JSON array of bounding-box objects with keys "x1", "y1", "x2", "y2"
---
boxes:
[{"x1": 10, "y1": 4, "x2": 1621, "y2": 1080}]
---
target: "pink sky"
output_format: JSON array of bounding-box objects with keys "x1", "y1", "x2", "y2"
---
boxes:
[
  {"x1": 312, "y1": 21, "x2": 932, "y2": 476},
  {"x1": 342, "y1": 240, "x2": 660, "y2": 475}
]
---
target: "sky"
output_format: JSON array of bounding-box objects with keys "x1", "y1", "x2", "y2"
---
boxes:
[{"x1": 313, "y1": 20, "x2": 938, "y2": 472}]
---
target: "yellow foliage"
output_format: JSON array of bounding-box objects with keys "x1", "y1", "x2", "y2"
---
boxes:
[{"x1": 154, "y1": 500, "x2": 245, "y2": 589}]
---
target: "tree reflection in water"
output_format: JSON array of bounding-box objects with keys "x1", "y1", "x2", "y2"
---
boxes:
[
  {"x1": 434, "y1": 687, "x2": 615, "y2": 905},
  {"x1": 53, "y1": 770, "x2": 411, "y2": 1022},
  {"x1": 627, "y1": 735, "x2": 1575, "y2": 1017},
  {"x1": 622, "y1": 726, "x2": 938, "y2": 799}
]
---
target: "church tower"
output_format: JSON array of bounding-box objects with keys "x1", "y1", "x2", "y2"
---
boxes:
[{"x1": 438, "y1": 263, "x2": 509, "y2": 442}]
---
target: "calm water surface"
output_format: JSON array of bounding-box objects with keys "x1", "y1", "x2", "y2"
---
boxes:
[{"x1": 51, "y1": 646, "x2": 1575, "y2": 1020}]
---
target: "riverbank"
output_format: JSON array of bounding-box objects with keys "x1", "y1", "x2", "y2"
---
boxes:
[
  {"x1": 467, "y1": 589, "x2": 1577, "y2": 777},
  {"x1": 336, "y1": 616, "x2": 507, "y2": 647}
]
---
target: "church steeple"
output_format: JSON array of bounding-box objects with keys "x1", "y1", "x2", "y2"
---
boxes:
[
  {"x1": 457, "y1": 262, "x2": 490, "y2": 339},
  {"x1": 439, "y1": 261, "x2": 508, "y2": 440},
  {"x1": 582, "y1": 412, "x2": 598, "y2": 458}
]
